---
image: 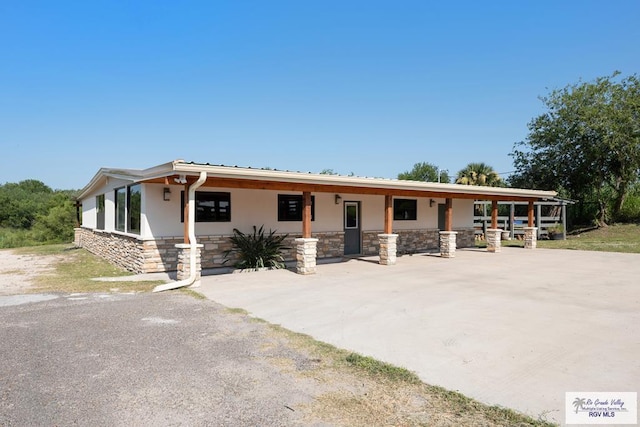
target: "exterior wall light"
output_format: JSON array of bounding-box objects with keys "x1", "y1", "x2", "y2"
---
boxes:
[
  {"x1": 163, "y1": 187, "x2": 171, "y2": 201},
  {"x1": 335, "y1": 194, "x2": 342, "y2": 204},
  {"x1": 429, "y1": 199, "x2": 435, "y2": 207}
]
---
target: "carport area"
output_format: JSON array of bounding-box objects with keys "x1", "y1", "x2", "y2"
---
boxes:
[{"x1": 197, "y1": 248, "x2": 640, "y2": 425}]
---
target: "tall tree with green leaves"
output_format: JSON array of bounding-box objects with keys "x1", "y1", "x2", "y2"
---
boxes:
[
  {"x1": 510, "y1": 72, "x2": 640, "y2": 225},
  {"x1": 398, "y1": 162, "x2": 450, "y2": 183},
  {"x1": 455, "y1": 162, "x2": 502, "y2": 186}
]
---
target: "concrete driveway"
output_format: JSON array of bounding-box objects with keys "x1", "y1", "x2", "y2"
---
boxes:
[{"x1": 197, "y1": 247, "x2": 640, "y2": 426}]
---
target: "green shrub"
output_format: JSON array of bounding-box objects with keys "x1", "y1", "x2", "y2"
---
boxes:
[
  {"x1": 616, "y1": 194, "x2": 640, "y2": 223},
  {"x1": 0, "y1": 227, "x2": 33, "y2": 249},
  {"x1": 223, "y1": 225, "x2": 289, "y2": 269}
]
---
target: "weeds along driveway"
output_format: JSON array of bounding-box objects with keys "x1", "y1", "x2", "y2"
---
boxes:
[{"x1": 197, "y1": 247, "x2": 640, "y2": 426}]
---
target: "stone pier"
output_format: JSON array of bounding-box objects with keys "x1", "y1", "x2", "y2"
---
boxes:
[
  {"x1": 175, "y1": 243, "x2": 203, "y2": 286},
  {"x1": 486, "y1": 229, "x2": 502, "y2": 253},
  {"x1": 378, "y1": 234, "x2": 398, "y2": 265},
  {"x1": 295, "y1": 238, "x2": 318, "y2": 274},
  {"x1": 439, "y1": 231, "x2": 458, "y2": 258},
  {"x1": 523, "y1": 227, "x2": 538, "y2": 249}
]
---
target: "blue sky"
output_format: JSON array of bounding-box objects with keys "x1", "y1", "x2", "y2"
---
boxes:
[{"x1": 1, "y1": 1, "x2": 638, "y2": 190}]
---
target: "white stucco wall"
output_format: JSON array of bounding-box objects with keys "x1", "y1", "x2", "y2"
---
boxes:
[
  {"x1": 453, "y1": 199, "x2": 474, "y2": 226},
  {"x1": 83, "y1": 182, "x2": 476, "y2": 239},
  {"x1": 81, "y1": 194, "x2": 97, "y2": 229},
  {"x1": 80, "y1": 177, "x2": 142, "y2": 236}
]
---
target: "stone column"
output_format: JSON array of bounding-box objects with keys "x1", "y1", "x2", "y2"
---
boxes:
[
  {"x1": 74, "y1": 227, "x2": 83, "y2": 247},
  {"x1": 175, "y1": 243, "x2": 204, "y2": 285},
  {"x1": 439, "y1": 231, "x2": 458, "y2": 258},
  {"x1": 486, "y1": 229, "x2": 502, "y2": 253},
  {"x1": 523, "y1": 227, "x2": 538, "y2": 249},
  {"x1": 295, "y1": 238, "x2": 318, "y2": 275},
  {"x1": 378, "y1": 234, "x2": 398, "y2": 265}
]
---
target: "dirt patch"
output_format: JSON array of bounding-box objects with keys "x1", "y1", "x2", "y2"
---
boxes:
[{"x1": 0, "y1": 249, "x2": 61, "y2": 295}]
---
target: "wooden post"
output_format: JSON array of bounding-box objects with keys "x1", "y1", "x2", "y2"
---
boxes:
[
  {"x1": 75, "y1": 200, "x2": 82, "y2": 227},
  {"x1": 491, "y1": 200, "x2": 498, "y2": 229},
  {"x1": 302, "y1": 191, "x2": 312, "y2": 238},
  {"x1": 445, "y1": 198, "x2": 453, "y2": 231},
  {"x1": 562, "y1": 203, "x2": 567, "y2": 240},
  {"x1": 509, "y1": 203, "x2": 515, "y2": 239},
  {"x1": 528, "y1": 201, "x2": 535, "y2": 227},
  {"x1": 384, "y1": 194, "x2": 393, "y2": 234},
  {"x1": 183, "y1": 183, "x2": 190, "y2": 243}
]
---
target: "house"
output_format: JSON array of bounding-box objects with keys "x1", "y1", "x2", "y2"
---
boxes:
[{"x1": 75, "y1": 159, "x2": 556, "y2": 287}]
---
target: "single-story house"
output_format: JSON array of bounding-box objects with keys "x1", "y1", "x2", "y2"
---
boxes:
[{"x1": 75, "y1": 159, "x2": 556, "y2": 289}]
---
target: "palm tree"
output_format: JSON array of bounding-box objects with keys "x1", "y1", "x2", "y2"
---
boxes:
[
  {"x1": 456, "y1": 162, "x2": 502, "y2": 186},
  {"x1": 572, "y1": 397, "x2": 586, "y2": 413}
]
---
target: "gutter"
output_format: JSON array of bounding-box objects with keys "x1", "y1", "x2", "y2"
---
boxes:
[{"x1": 153, "y1": 171, "x2": 207, "y2": 292}]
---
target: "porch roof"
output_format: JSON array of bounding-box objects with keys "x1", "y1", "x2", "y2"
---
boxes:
[{"x1": 80, "y1": 159, "x2": 557, "y2": 202}]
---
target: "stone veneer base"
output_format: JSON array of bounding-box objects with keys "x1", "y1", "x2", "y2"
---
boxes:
[{"x1": 75, "y1": 226, "x2": 478, "y2": 274}]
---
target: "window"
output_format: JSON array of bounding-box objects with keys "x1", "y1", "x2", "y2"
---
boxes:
[
  {"x1": 127, "y1": 184, "x2": 141, "y2": 234},
  {"x1": 278, "y1": 194, "x2": 315, "y2": 221},
  {"x1": 394, "y1": 199, "x2": 417, "y2": 220},
  {"x1": 114, "y1": 185, "x2": 142, "y2": 234},
  {"x1": 115, "y1": 187, "x2": 126, "y2": 232},
  {"x1": 181, "y1": 191, "x2": 231, "y2": 222},
  {"x1": 96, "y1": 194, "x2": 105, "y2": 230}
]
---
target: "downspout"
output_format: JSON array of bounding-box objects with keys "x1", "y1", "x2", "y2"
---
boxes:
[{"x1": 153, "y1": 171, "x2": 207, "y2": 292}]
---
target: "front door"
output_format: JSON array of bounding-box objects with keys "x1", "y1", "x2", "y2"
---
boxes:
[
  {"x1": 438, "y1": 203, "x2": 446, "y2": 249},
  {"x1": 344, "y1": 201, "x2": 361, "y2": 255}
]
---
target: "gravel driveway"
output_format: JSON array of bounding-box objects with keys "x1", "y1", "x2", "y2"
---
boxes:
[{"x1": 0, "y1": 292, "x2": 323, "y2": 426}]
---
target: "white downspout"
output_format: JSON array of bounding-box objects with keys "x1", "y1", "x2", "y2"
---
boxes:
[{"x1": 153, "y1": 171, "x2": 207, "y2": 292}]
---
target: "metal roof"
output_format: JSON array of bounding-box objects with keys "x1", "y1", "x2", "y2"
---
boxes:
[{"x1": 78, "y1": 159, "x2": 557, "y2": 201}]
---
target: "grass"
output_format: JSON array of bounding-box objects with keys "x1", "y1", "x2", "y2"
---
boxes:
[
  {"x1": 179, "y1": 288, "x2": 207, "y2": 300},
  {"x1": 477, "y1": 223, "x2": 640, "y2": 253},
  {"x1": 16, "y1": 244, "x2": 165, "y2": 293},
  {"x1": 344, "y1": 352, "x2": 421, "y2": 384},
  {"x1": 247, "y1": 320, "x2": 557, "y2": 426}
]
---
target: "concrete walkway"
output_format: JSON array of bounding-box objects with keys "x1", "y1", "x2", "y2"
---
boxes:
[{"x1": 196, "y1": 248, "x2": 640, "y2": 425}]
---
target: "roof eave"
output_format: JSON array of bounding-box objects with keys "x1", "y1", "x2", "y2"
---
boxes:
[{"x1": 173, "y1": 162, "x2": 556, "y2": 200}]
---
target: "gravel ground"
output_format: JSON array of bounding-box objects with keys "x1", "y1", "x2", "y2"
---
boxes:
[
  {"x1": 0, "y1": 291, "x2": 329, "y2": 426},
  {"x1": 0, "y1": 249, "x2": 59, "y2": 295}
]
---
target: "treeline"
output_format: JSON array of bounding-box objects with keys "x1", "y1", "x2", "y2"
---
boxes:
[
  {"x1": 0, "y1": 180, "x2": 78, "y2": 249},
  {"x1": 511, "y1": 72, "x2": 640, "y2": 226}
]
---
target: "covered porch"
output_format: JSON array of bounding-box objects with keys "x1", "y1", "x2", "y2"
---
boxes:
[{"x1": 142, "y1": 162, "x2": 551, "y2": 279}]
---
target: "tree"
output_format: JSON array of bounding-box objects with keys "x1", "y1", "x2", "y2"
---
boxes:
[
  {"x1": 510, "y1": 72, "x2": 640, "y2": 225},
  {"x1": 0, "y1": 180, "x2": 77, "y2": 247},
  {"x1": 0, "y1": 180, "x2": 53, "y2": 229},
  {"x1": 455, "y1": 162, "x2": 502, "y2": 186},
  {"x1": 320, "y1": 168, "x2": 338, "y2": 175},
  {"x1": 31, "y1": 195, "x2": 77, "y2": 242},
  {"x1": 398, "y1": 162, "x2": 450, "y2": 183}
]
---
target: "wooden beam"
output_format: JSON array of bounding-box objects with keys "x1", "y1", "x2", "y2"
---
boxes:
[
  {"x1": 491, "y1": 200, "x2": 498, "y2": 229},
  {"x1": 384, "y1": 194, "x2": 393, "y2": 234},
  {"x1": 528, "y1": 200, "x2": 535, "y2": 227},
  {"x1": 183, "y1": 183, "x2": 190, "y2": 243},
  {"x1": 302, "y1": 191, "x2": 312, "y2": 238},
  {"x1": 139, "y1": 176, "x2": 541, "y2": 202},
  {"x1": 445, "y1": 198, "x2": 453, "y2": 231}
]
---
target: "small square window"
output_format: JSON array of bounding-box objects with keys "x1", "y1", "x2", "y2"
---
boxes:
[
  {"x1": 278, "y1": 194, "x2": 315, "y2": 221},
  {"x1": 394, "y1": 199, "x2": 417, "y2": 220},
  {"x1": 181, "y1": 191, "x2": 231, "y2": 222}
]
